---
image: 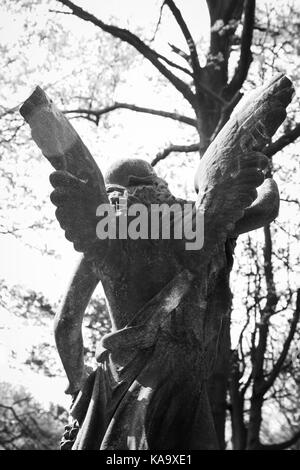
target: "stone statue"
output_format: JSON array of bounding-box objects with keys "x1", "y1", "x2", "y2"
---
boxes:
[{"x1": 20, "y1": 74, "x2": 294, "y2": 450}]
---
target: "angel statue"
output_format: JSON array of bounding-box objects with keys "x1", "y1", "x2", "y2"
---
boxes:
[{"x1": 20, "y1": 74, "x2": 294, "y2": 450}]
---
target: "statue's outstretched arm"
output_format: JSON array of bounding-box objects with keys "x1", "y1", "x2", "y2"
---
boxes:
[
  {"x1": 54, "y1": 254, "x2": 100, "y2": 396},
  {"x1": 192, "y1": 74, "x2": 293, "y2": 261}
]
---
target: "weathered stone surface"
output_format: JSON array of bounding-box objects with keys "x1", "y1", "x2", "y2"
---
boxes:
[{"x1": 20, "y1": 86, "x2": 108, "y2": 203}]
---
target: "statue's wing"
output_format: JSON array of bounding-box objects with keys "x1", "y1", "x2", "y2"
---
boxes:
[
  {"x1": 20, "y1": 86, "x2": 109, "y2": 253},
  {"x1": 232, "y1": 177, "x2": 280, "y2": 236},
  {"x1": 193, "y1": 74, "x2": 294, "y2": 261}
]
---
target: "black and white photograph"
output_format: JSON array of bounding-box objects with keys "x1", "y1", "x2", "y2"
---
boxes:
[{"x1": 0, "y1": 0, "x2": 300, "y2": 453}]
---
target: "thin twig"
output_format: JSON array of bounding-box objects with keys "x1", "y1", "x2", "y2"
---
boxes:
[{"x1": 151, "y1": 142, "x2": 200, "y2": 166}]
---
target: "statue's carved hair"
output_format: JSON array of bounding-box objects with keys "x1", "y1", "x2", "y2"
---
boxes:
[{"x1": 126, "y1": 178, "x2": 178, "y2": 208}]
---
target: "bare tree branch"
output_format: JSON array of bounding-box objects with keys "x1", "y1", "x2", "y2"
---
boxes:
[
  {"x1": 265, "y1": 123, "x2": 300, "y2": 157},
  {"x1": 56, "y1": 0, "x2": 195, "y2": 104},
  {"x1": 260, "y1": 428, "x2": 300, "y2": 450},
  {"x1": 151, "y1": 142, "x2": 200, "y2": 166},
  {"x1": 164, "y1": 0, "x2": 203, "y2": 101},
  {"x1": 154, "y1": 51, "x2": 193, "y2": 76},
  {"x1": 246, "y1": 223, "x2": 277, "y2": 449},
  {"x1": 150, "y1": 0, "x2": 165, "y2": 42},
  {"x1": 49, "y1": 9, "x2": 72, "y2": 15},
  {"x1": 251, "y1": 224, "x2": 277, "y2": 395},
  {"x1": 0, "y1": 105, "x2": 19, "y2": 118},
  {"x1": 229, "y1": 351, "x2": 247, "y2": 450},
  {"x1": 280, "y1": 198, "x2": 300, "y2": 206},
  {"x1": 64, "y1": 102, "x2": 197, "y2": 127},
  {"x1": 168, "y1": 42, "x2": 191, "y2": 64},
  {"x1": 260, "y1": 289, "x2": 300, "y2": 395},
  {"x1": 225, "y1": 0, "x2": 256, "y2": 99}
]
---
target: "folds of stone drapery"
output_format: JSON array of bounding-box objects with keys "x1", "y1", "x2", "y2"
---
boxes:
[{"x1": 67, "y1": 269, "x2": 218, "y2": 450}]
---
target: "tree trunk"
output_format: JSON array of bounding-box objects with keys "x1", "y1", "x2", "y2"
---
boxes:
[
  {"x1": 229, "y1": 351, "x2": 247, "y2": 449},
  {"x1": 246, "y1": 395, "x2": 264, "y2": 449},
  {"x1": 208, "y1": 315, "x2": 231, "y2": 449}
]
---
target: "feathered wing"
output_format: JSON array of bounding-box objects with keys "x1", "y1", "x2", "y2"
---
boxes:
[
  {"x1": 193, "y1": 74, "x2": 294, "y2": 263},
  {"x1": 49, "y1": 170, "x2": 106, "y2": 253},
  {"x1": 19, "y1": 86, "x2": 109, "y2": 254}
]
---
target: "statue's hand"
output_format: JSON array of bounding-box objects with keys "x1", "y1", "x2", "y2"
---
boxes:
[{"x1": 49, "y1": 170, "x2": 100, "y2": 252}]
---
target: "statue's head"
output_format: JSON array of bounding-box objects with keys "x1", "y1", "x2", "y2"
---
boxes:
[
  {"x1": 104, "y1": 158, "x2": 175, "y2": 207},
  {"x1": 104, "y1": 158, "x2": 157, "y2": 187}
]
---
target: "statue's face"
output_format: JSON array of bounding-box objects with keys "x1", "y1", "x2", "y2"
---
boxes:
[
  {"x1": 106, "y1": 179, "x2": 176, "y2": 211},
  {"x1": 106, "y1": 184, "x2": 128, "y2": 209}
]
